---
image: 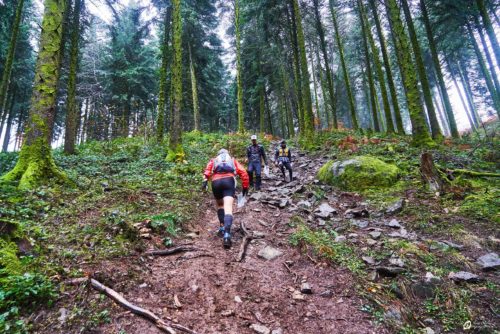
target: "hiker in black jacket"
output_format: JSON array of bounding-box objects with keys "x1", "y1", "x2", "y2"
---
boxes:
[
  {"x1": 274, "y1": 140, "x2": 293, "y2": 182},
  {"x1": 247, "y1": 135, "x2": 267, "y2": 191}
]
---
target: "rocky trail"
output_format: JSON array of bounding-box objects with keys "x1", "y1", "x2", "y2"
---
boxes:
[
  {"x1": 77, "y1": 147, "x2": 385, "y2": 334},
  {"x1": 48, "y1": 145, "x2": 499, "y2": 334}
]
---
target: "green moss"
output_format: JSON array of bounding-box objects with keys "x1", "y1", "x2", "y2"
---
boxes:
[
  {"x1": 318, "y1": 156, "x2": 400, "y2": 191},
  {"x1": 0, "y1": 239, "x2": 22, "y2": 276},
  {"x1": 459, "y1": 189, "x2": 500, "y2": 224}
]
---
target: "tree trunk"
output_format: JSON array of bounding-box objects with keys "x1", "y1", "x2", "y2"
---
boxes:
[
  {"x1": 1, "y1": 0, "x2": 68, "y2": 189},
  {"x1": 476, "y1": 0, "x2": 500, "y2": 70},
  {"x1": 291, "y1": 0, "x2": 314, "y2": 139},
  {"x1": 359, "y1": 0, "x2": 394, "y2": 133},
  {"x1": 80, "y1": 97, "x2": 89, "y2": 144},
  {"x1": 419, "y1": 0, "x2": 458, "y2": 138},
  {"x1": 167, "y1": 0, "x2": 183, "y2": 161},
  {"x1": 385, "y1": 0, "x2": 433, "y2": 146},
  {"x1": 369, "y1": 0, "x2": 403, "y2": 134},
  {"x1": 235, "y1": 0, "x2": 244, "y2": 133},
  {"x1": 63, "y1": 0, "x2": 83, "y2": 155},
  {"x1": 287, "y1": 2, "x2": 304, "y2": 134},
  {"x1": 432, "y1": 90, "x2": 449, "y2": 137},
  {"x1": 315, "y1": 46, "x2": 330, "y2": 128},
  {"x1": 189, "y1": 44, "x2": 200, "y2": 132},
  {"x1": 466, "y1": 22, "x2": 500, "y2": 117},
  {"x1": 313, "y1": 0, "x2": 336, "y2": 129},
  {"x1": 0, "y1": 0, "x2": 24, "y2": 119},
  {"x1": 2, "y1": 89, "x2": 16, "y2": 152},
  {"x1": 446, "y1": 56, "x2": 475, "y2": 131},
  {"x1": 475, "y1": 17, "x2": 500, "y2": 95},
  {"x1": 359, "y1": 1, "x2": 380, "y2": 132},
  {"x1": 400, "y1": 0, "x2": 442, "y2": 140},
  {"x1": 329, "y1": 0, "x2": 358, "y2": 130},
  {"x1": 458, "y1": 59, "x2": 481, "y2": 128},
  {"x1": 156, "y1": 6, "x2": 171, "y2": 142}
]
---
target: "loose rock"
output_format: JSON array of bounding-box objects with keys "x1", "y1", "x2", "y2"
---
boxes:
[
  {"x1": 376, "y1": 266, "x2": 405, "y2": 277},
  {"x1": 258, "y1": 246, "x2": 283, "y2": 261},
  {"x1": 368, "y1": 231, "x2": 382, "y2": 240},
  {"x1": 314, "y1": 203, "x2": 337, "y2": 219},
  {"x1": 300, "y1": 282, "x2": 313, "y2": 294},
  {"x1": 250, "y1": 324, "x2": 271, "y2": 334},
  {"x1": 362, "y1": 256, "x2": 376, "y2": 265},
  {"x1": 385, "y1": 199, "x2": 404, "y2": 215},
  {"x1": 477, "y1": 253, "x2": 500, "y2": 271},
  {"x1": 386, "y1": 219, "x2": 401, "y2": 228},
  {"x1": 448, "y1": 271, "x2": 482, "y2": 283}
]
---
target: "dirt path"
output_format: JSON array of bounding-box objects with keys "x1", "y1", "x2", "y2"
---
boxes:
[{"x1": 94, "y1": 146, "x2": 386, "y2": 334}]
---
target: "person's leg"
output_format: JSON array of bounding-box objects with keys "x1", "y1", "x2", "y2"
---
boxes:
[
  {"x1": 216, "y1": 198, "x2": 224, "y2": 236},
  {"x1": 285, "y1": 162, "x2": 293, "y2": 182},
  {"x1": 279, "y1": 163, "x2": 286, "y2": 180},
  {"x1": 222, "y1": 196, "x2": 234, "y2": 247},
  {"x1": 255, "y1": 162, "x2": 262, "y2": 190},
  {"x1": 247, "y1": 162, "x2": 255, "y2": 188}
]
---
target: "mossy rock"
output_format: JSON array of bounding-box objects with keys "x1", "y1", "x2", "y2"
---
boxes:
[{"x1": 318, "y1": 156, "x2": 400, "y2": 191}]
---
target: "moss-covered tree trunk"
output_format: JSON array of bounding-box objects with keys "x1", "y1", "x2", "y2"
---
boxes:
[
  {"x1": 280, "y1": 64, "x2": 295, "y2": 137},
  {"x1": 358, "y1": 1, "x2": 380, "y2": 132},
  {"x1": 400, "y1": 0, "x2": 442, "y2": 140},
  {"x1": 1, "y1": 0, "x2": 68, "y2": 188},
  {"x1": 313, "y1": 0, "x2": 336, "y2": 129},
  {"x1": 359, "y1": 0, "x2": 394, "y2": 133},
  {"x1": 63, "y1": 0, "x2": 83, "y2": 155},
  {"x1": 167, "y1": 0, "x2": 184, "y2": 161},
  {"x1": 329, "y1": 0, "x2": 358, "y2": 130},
  {"x1": 466, "y1": 22, "x2": 500, "y2": 117},
  {"x1": 287, "y1": 2, "x2": 304, "y2": 134},
  {"x1": 0, "y1": 0, "x2": 24, "y2": 118},
  {"x1": 419, "y1": 0, "x2": 458, "y2": 138},
  {"x1": 476, "y1": 0, "x2": 500, "y2": 70},
  {"x1": 156, "y1": 6, "x2": 171, "y2": 143},
  {"x1": 315, "y1": 46, "x2": 330, "y2": 127},
  {"x1": 385, "y1": 0, "x2": 433, "y2": 146},
  {"x1": 369, "y1": 0, "x2": 403, "y2": 133},
  {"x1": 189, "y1": 44, "x2": 200, "y2": 131},
  {"x1": 235, "y1": 0, "x2": 244, "y2": 133},
  {"x1": 292, "y1": 0, "x2": 314, "y2": 138}
]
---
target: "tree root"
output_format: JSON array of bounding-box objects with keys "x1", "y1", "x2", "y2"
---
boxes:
[
  {"x1": 235, "y1": 221, "x2": 264, "y2": 262},
  {"x1": 65, "y1": 277, "x2": 198, "y2": 334},
  {"x1": 145, "y1": 245, "x2": 198, "y2": 256}
]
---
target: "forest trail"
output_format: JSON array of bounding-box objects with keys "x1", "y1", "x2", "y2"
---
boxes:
[{"x1": 96, "y1": 145, "x2": 387, "y2": 334}]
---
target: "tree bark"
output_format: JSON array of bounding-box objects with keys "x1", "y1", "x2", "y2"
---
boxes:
[
  {"x1": 2, "y1": 89, "x2": 16, "y2": 152},
  {"x1": 360, "y1": 0, "x2": 394, "y2": 133},
  {"x1": 400, "y1": 0, "x2": 442, "y2": 140},
  {"x1": 287, "y1": 2, "x2": 304, "y2": 134},
  {"x1": 419, "y1": 0, "x2": 458, "y2": 138},
  {"x1": 64, "y1": 0, "x2": 83, "y2": 154},
  {"x1": 235, "y1": 0, "x2": 244, "y2": 133},
  {"x1": 156, "y1": 6, "x2": 171, "y2": 142},
  {"x1": 189, "y1": 44, "x2": 200, "y2": 131},
  {"x1": 475, "y1": 17, "x2": 500, "y2": 96},
  {"x1": 167, "y1": 0, "x2": 184, "y2": 161},
  {"x1": 329, "y1": 0, "x2": 358, "y2": 130},
  {"x1": 0, "y1": 0, "x2": 24, "y2": 120},
  {"x1": 476, "y1": 0, "x2": 500, "y2": 70},
  {"x1": 385, "y1": 0, "x2": 433, "y2": 146},
  {"x1": 1, "y1": 0, "x2": 68, "y2": 189}
]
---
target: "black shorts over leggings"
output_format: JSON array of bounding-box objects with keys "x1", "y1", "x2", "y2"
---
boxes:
[{"x1": 212, "y1": 177, "x2": 236, "y2": 200}]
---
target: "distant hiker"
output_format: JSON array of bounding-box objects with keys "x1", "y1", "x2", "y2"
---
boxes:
[
  {"x1": 247, "y1": 135, "x2": 268, "y2": 191},
  {"x1": 274, "y1": 140, "x2": 293, "y2": 182},
  {"x1": 203, "y1": 149, "x2": 249, "y2": 248}
]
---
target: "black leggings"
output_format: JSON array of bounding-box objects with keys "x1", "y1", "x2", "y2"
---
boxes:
[{"x1": 212, "y1": 177, "x2": 236, "y2": 200}]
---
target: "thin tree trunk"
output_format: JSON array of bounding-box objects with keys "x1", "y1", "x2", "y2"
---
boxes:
[
  {"x1": 458, "y1": 59, "x2": 480, "y2": 128},
  {"x1": 167, "y1": 0, "x2": 183, "y2": 160},
  {"x1": 329, "y1": 0, "x2": 358, "y2": 129},
  {"x1": 476, "y1": 0, "x2": 500, "y2": 70},
  {"x1": 359, "y1": 0, "x2": 393, "y2": 133},
  {"x1": 315, "y1": 46, "x2": 330, "y2": 128},
  {"x1": 446, "y1": 56, "x2": 475, "y2": 131},
  {"x1": 369, "y1": 0, "x2": 403, "y2": 134},
  {"x1": 433, "y1": 91, "x2": 449, "y2": 136},
  {"x1": 287, "y1": 3, "x2": 304, "y2": 134},
  {"x1": 359, "y1": 1, "x2": 380, "y2": 132},
  {"x1": 189, "y1": 44, "x2": 200, "y2": 132},
  {"x1": 466, "y1": 22, "x2": 500, "y2": 117},
  {"x1": 475, "y1": 17, "x2": 500, "y2": 95},
  {"x1": 291, "y1": 0, "x2": 314, "y2": 138},
  {"x1": 156, "y1": 6, "x2": 171, "y2": 142},
  {"x1": 419, "y1": 0, "x2": 458, "y2": 138},
  {"x1": 385, "y1": 0, "x2": 433, "y2": 146},
  {"x1": 313, "y1": 0, "x2": 337, "y2": 129},
  {"x1": 1, "y1": 0, "x2": 68, "y2": 188},
  {"x1": 264, "y1": 89, "x2": 273, "y2": 135},
  {"x1": 2, "y1": 90, "x2": 16, "y2": 152},
  {"x1": 0, "y1": 0, "x2": 24, "y2": 119},
  {"x1": 80, "y1": 97, "x2": 89, "y2": 144},
  {"x1": 64, "y1": 0, "x2": 83, "y2": 154},
  {"x1": 235, "y1": 0, "x2": 244, "y2": 133},
  {"x1": 400, "y1": 0, "x2": 442, "y2": 140}
]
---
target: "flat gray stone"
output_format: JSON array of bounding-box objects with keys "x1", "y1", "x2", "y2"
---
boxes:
[
  {"x1": 389, "y1": 258, "x2": 405, "y2": 267},
  {"x1": 351, "y1": 220, "x2": 369, "y2": 229},
  {"x1": 369, "y1": 231, "x2": 382, "y2": 240},
  {"x1": 448, "y1": 271, "x2": 482, "y2": 283},
  {"x1": 366, "y1": 239, "x2": 378, "y2": 246},
  {"x1": 250, "y1": 324, "x2": 271, "y2": 334},
  {"x1": 477, "y1": 253, "x2": 500, "y2": 271},
  {"x1": 385, "y1": 198, "x2": 404, "y2": 215},
  {"x1": 258, "y1": 246, "x2": 283, "y2": 261},
  {"x1": 315, "y1": 203, "x2": 337, "y2": 219},
  {"x1": 335, "y1": 235, "x2": 346, "y2": 242},
  {"x1": 386, "y1": 219, "x2": 401, "y2": 228},
  {"x1": 362, "y1": 256, "x2": 376, "y2": 265}
]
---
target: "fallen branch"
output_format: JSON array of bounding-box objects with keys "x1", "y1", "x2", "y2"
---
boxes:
[
  {"x1": 236, "y1": 221, "x2": 252, "y2": 262},
  {"x1": 67, "y1": 277, "x2": 198, "y2": 334},
  {"x1": 444, "y1": 168, "x2": 500, "y2": 178},
  {"x1": 145, "y1": 245, "x2": 197, "y2": 256}
]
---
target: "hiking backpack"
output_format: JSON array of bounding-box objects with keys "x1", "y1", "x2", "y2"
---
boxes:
[{"x1": 213, "y1": 153, "x2": 236, "y2": 174}]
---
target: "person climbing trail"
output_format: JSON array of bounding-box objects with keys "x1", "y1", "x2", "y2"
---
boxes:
[
  {"x1": 247, "y1": 135, "x2": 268, "y2": 191},
  {"x1": 203, "y1": 149, "x2": 249, "y2": 248},
  {"x1": 274, "y1": 140, "x2": 293, "y2": 182}
]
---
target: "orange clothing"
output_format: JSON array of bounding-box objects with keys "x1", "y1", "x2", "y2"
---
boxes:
[{"x1": 203, "y1": 158, "x2": 250, "y2": 189}]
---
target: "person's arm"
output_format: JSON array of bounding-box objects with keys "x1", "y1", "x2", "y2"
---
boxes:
[
  {"x1": 234, "y1": 159, "x2": 250, "y2": 190},
  {"x1": 203, "y1": 159, "x2": 214, "y2": 181},
  {"x1": 260, "y1": 145, "x2": 268, "y2": 165},
  {"x1": 274, "y1": 148, "x2": 279, "y2": 162},
  {"x1": 247, "y1": 146, "x2": 251, "y2": 161},
  {"x1": 288, "y1": 148, "x2": 292, "y2": 162}
]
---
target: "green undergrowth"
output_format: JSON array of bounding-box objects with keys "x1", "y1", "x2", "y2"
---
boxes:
[{"x1": 0, "y1": 131, "x2": 256, "y2": 332}]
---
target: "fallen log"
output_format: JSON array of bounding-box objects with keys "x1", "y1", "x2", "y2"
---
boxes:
[
  {"x1": 444, "y1": 168, "x2": 500, "y2": 178},
  {"x1": 66, "y1": 277, "x2": 198, "y2": 334},
  {"x1": 145, "y1": 245, "x2": 197, "y2": 256}
]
